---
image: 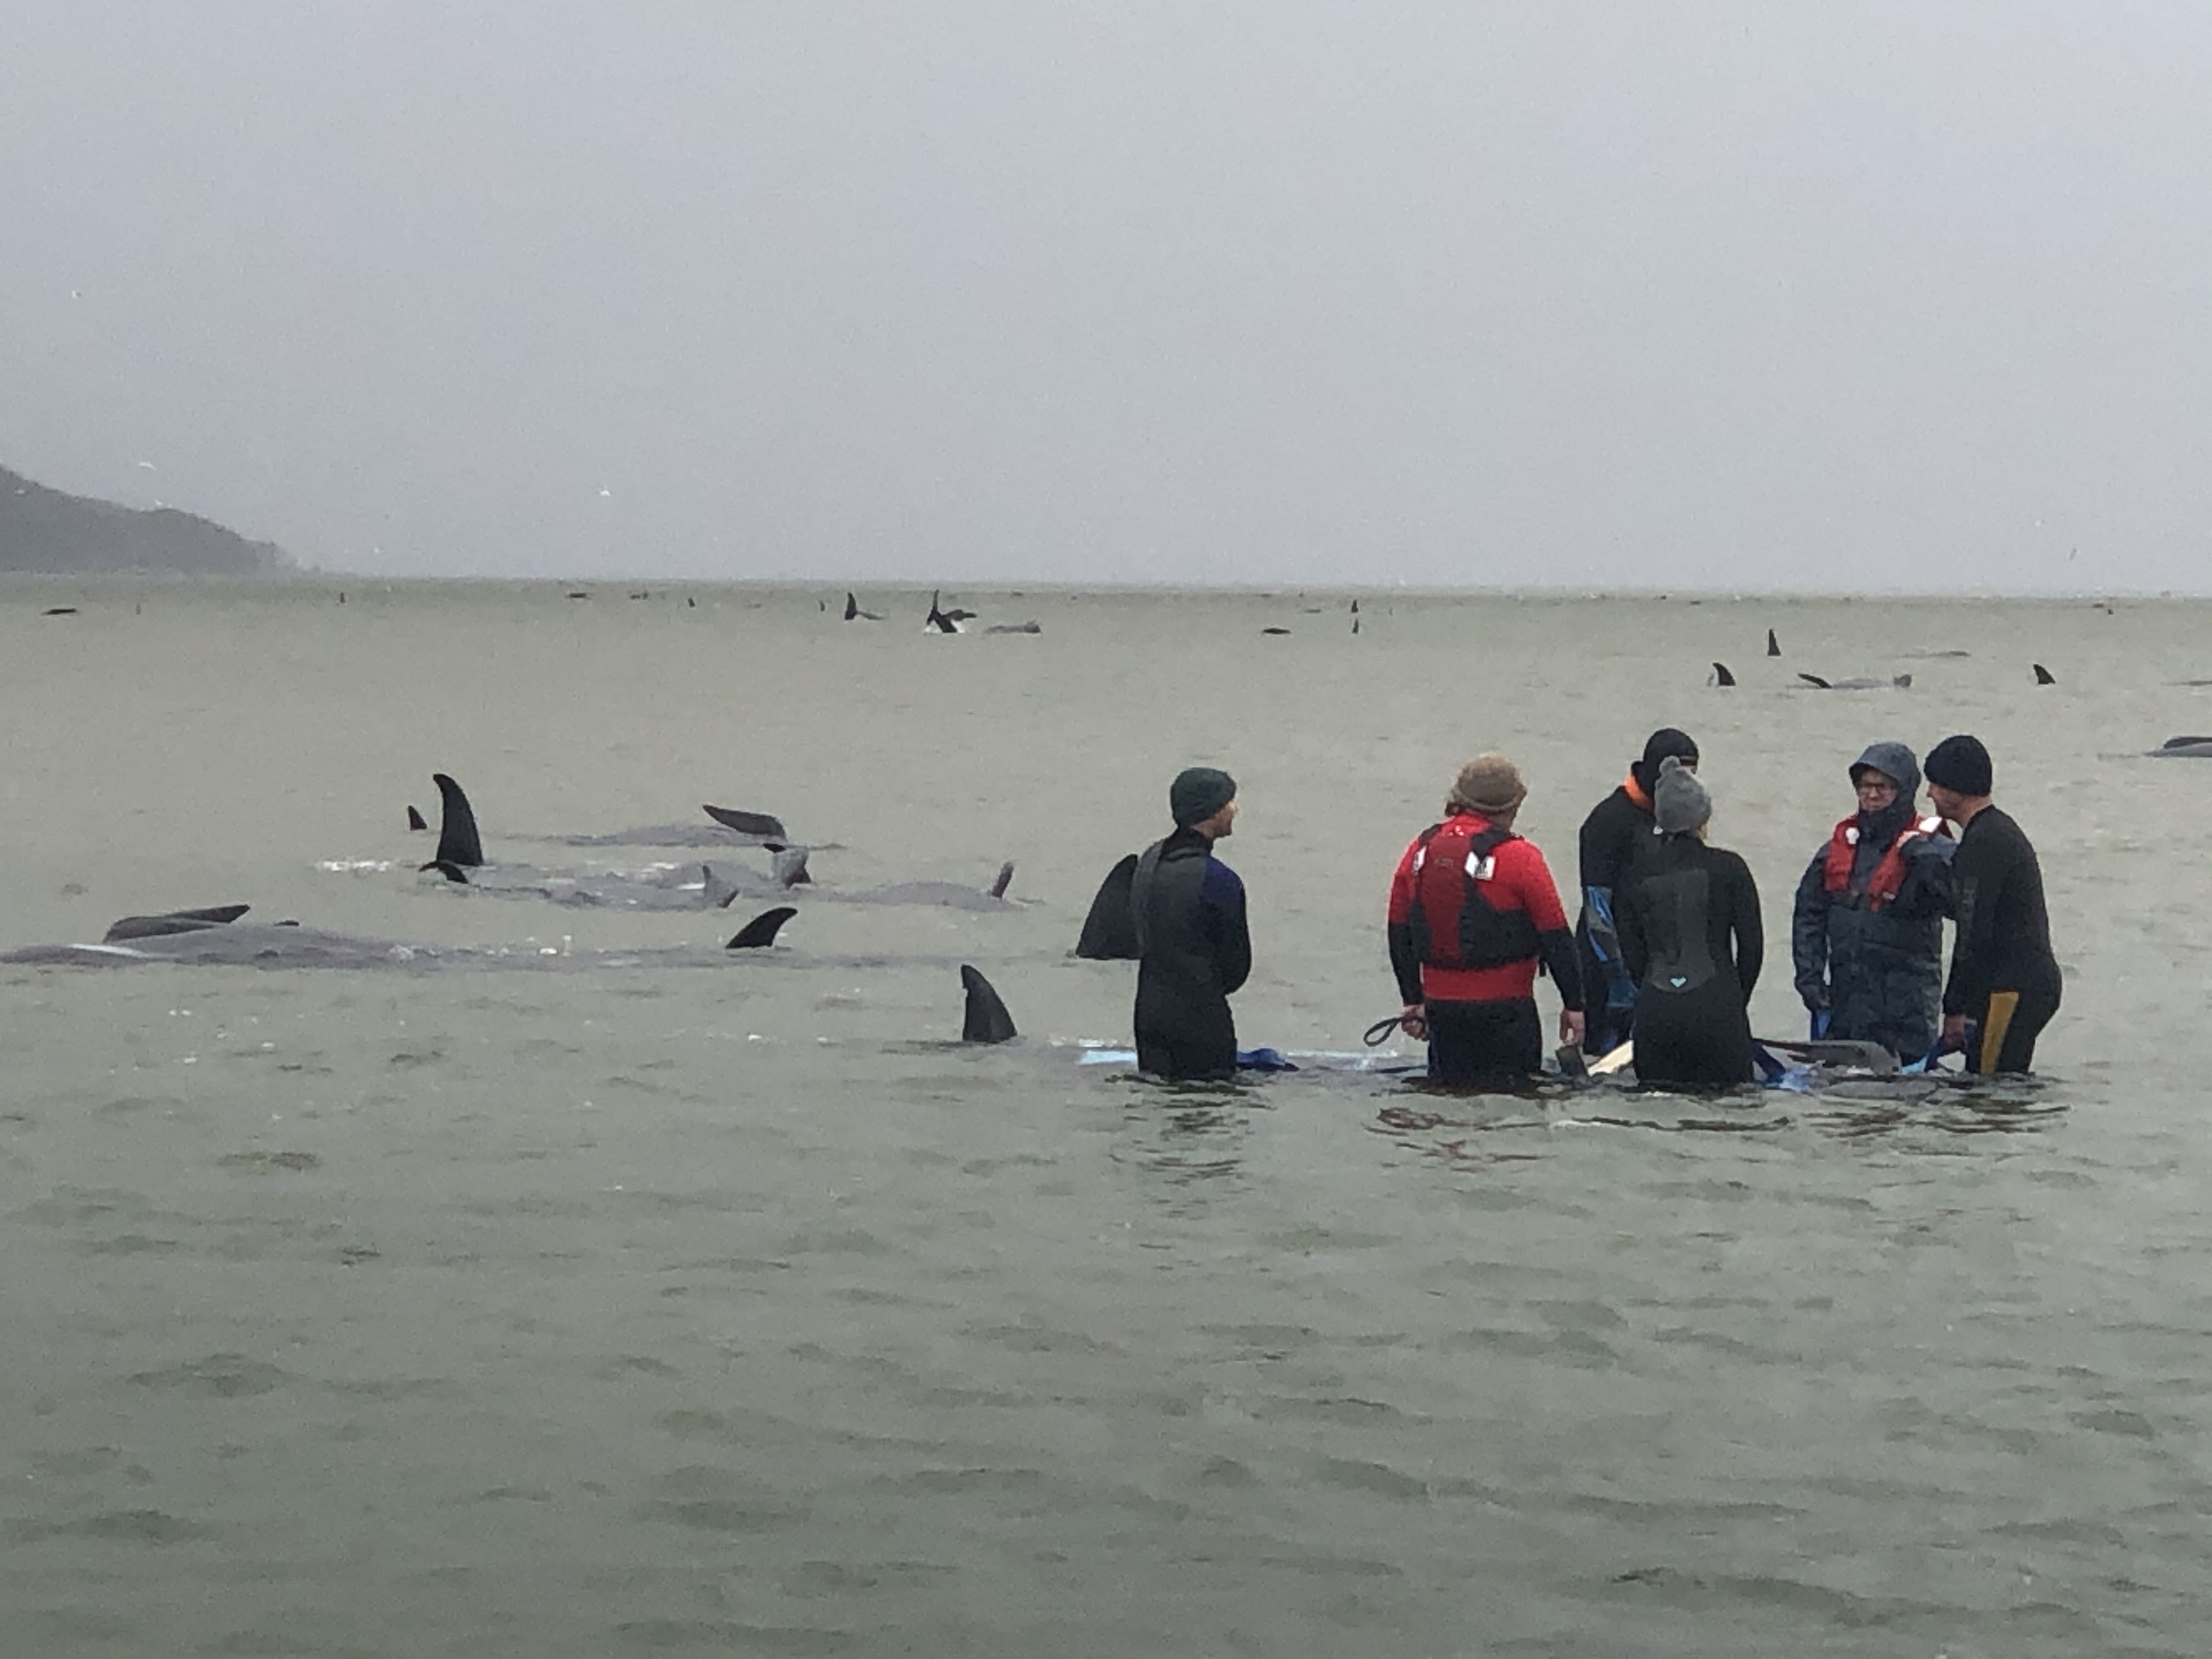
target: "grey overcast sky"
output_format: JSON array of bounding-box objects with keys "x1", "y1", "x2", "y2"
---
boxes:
[{"x1": 3, "y1": 3, "x2": 2209, "y2": 588}]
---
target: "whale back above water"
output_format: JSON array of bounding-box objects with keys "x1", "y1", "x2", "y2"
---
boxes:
[
  {"x1": 103, "y1": 904, "x2": 253, "y2": 942},
  {"x1": 1797, "y1": 673, "x2": 1912, "y2": 691},
  {"x1": 2151, "y1": 736, "x2": 2212, "y2": 757}
]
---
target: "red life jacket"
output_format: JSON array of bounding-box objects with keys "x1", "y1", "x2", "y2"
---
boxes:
[
  {"x1": 1406, "y1": 816, "x2": 1541, "y2": 969},
  {"x1": 1822, "y1": 812, "x2": 1949, "y2": 910}
]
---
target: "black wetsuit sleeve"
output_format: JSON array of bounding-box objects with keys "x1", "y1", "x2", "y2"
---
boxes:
[
  {"x1": 1538, "y1": 927, "x2": 1584, "y2": 1013},
  {"x1": 1791, "y1": 849, "x2": 1831, "y2": 1009},
  {"x1": 1892, "y1": 836, "x2": 1955, "y2": 921},
  {"x1": 1387, "y1": 922, "x2": 1423, "y2": 1006},
  {"x1": 1727, "y1": 851, "x2": 1763, "y2": 1003},
  {"x1": 1943, "y1": 826, "x2": 2006, "y2": 1015},
  {"x1": 1203, "y1": 859, "x2": 1252, "y2": 997}
]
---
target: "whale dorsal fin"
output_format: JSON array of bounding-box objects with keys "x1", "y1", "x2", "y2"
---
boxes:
[
  {"x1": 703, "y1": 805, "x2": 788, "y2": 840},
  {"x1": 960, "y1": 965, "x2": 1018, "y2": 1043},
  {"x1": 1712, "y1": 662, "x2": 1736, "y2": 687},
  {"x1": 1767, "y1": 628, "x2": 1781, "y2": 656},
  {"x1": 1075, "y1": 854, "x2": 1142, "y2": 958},
  {"x1": 407, "y1": 805, "x2": 427, "y2": 831},
  {"x1": 726, "y1": 906, "x2": 797, "y2": 949},
  {"x1": 989, "y1": 861, "x2": 1015, "y2": 899},
  {"x1": 430, "y1": 773, "x2": 485, "y2": 867}
]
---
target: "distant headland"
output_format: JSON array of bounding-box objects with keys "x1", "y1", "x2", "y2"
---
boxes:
[{"x1": 1, "y1": 463, "x2": 289, "y2": 574}]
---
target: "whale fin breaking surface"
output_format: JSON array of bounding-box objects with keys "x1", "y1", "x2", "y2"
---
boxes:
[
  {"x1": 960, "y1": 965, "x2": 1018, "y2": 1043},
  {"x1": 427, "y1": 773, "x2": 485, "y2": 868},
  {"x1": 702, "y1": 805, "x2": 788, "y2": 840},
  {"x1": 1712, "y1": 662, "x2": 1736, "y2": 687},
  {"x1": 2034, "y1": 663, "x2": 2056, "y2": 685},
  {"x1": 1075, "y1": 854, "x2": 1142, "y2": 958},
  {"x1": 407, "y1": 805, "x2": 428, "y2": 831},
  {"x1": 726, "y1": 906, "x2": 797, "y2": 949}
]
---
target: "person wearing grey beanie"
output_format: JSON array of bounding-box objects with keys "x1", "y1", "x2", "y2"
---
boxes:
[
  {"x1": 1615, "y1": 757, "x2": 1763, "y2": 1085},
  {"x1": 1575, "y1": 729, "x2": 1700, "y2": 1054},
  {"x1": 1790, "y1": 740, "x2": 1954, "y2": 1063},
  {"x1": 1128, "y1": 768, "x2": 1250, "y2": 1080}
]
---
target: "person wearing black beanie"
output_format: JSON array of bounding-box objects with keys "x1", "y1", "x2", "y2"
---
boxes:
[
  {"x1": 1924, "y1": 736, "x2": 2062, "y2": 1073},
  {"x1": 1129, "y1": 768, "x2": 1250, "y2": 1080},
  {"x1": 1574, "y1": 729, "x2": 1699, "y2": 1053}
]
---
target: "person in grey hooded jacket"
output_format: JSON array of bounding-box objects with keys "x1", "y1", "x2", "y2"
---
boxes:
[{"x1": 1791, "y1": 740, "x2": 1955, "y2": 1061}]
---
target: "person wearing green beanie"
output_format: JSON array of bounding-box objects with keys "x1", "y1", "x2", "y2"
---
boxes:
[{"x1": 1129, "y1": 768, "x2": 1250, "y2": 1080}]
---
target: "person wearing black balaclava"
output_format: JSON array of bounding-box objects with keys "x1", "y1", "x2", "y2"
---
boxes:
[
  {"x1": 1790, "y1": 740, "x2": 1955, "y2": 1062},
  {"x1": 1130, "y1": 767, "x2": 1250, "y2": 1081},
  {"x1": 1576, "y1": 727, "x2": 1699, "y2": 1053},
  {"x1": 1924, "y1": 735, "x2": 2061, "y2": 1074}
]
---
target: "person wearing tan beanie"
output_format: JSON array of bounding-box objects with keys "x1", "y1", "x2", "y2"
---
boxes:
[{"x1": 1385, "y1": 754, "x2": 1585, "y2": 1083}]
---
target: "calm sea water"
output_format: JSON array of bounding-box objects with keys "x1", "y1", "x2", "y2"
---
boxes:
[{"x1": 3, "y1": 579, "x2": 2210, "y2": 1657}]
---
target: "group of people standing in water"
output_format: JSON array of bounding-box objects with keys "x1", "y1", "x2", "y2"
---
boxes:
[{"x1": 1125, "y1": 733, "x2": 2061, "y2": 1087}]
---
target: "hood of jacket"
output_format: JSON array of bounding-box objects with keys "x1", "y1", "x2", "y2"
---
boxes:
[{"x1": 1851, "y1": 740, "x2": 1921, "y2": 844}]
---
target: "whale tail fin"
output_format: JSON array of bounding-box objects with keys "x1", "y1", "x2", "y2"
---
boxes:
[
  {"x1": 1797, "y1": 673, "x2": 1832, "y2": 690},
  {"x1": 924, "y1": 589, "x2": 960, "y2": 634},
  {"x1": 768, "y1": 845, "x2": 812, "y2": 887},
  {"x1": 1767, "y1": 628, "x2": 1781, "y2": 657},
  {"x1": 960, "y1": 966, "x2": 1018, "y2": 1043},
  {"x1": 726, "y1": 906, "x2": 797, "y2": 949},
  {"x1": 1712, "y1": 661, "x2": 1736, "y2": 687},
  {"x1": 701, "y1": 865, "x2": 741, "y2": 910},
  {"x1": 1075, "y1": 854, "x2": 1142, "y2": 958},
  {"x1": 989, "y1": 861, "x2": 1015, "y2": 900},
  {"x1": 407, "y1": 805, "x2": 428, "y2": 832},
  {"x1": 703, "y1": 804, "x2": 788, "y2": 840},
  {"x1": 430, "y1": 773, "x2": 486, "y2": 867},
  {"x1": 2034, "y1": 663, "x2": 2056, "y2": 685}
]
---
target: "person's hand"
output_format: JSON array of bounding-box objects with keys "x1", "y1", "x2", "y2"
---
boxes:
[
  {"x1": 1560, "y1": 1009, "x2": 1586, "y2": 1049},
  {"x1": 1399, "y1": 1002, "x2": 1429, "y2": 1042},
  {"x1": 1942, "y1": 1012, "x2": 1967, "y2": 1046}
]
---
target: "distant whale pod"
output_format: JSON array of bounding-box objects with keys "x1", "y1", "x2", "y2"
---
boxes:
[
  {"x1": 702, "y1": 804, "x2": 789, "y2": 840},
  {"x1": 2150, "y1": 736, "x2": 2212, "y2": 758},
  {"x1": 2033, "y1": 663, "x2": 2056, "y2": 685},
  {"x1": 104, "y1": 904, "x2": 252, "y2": 943},
  {"x1": 1767, "y1": 628, "x2": 1781, "y2": 657},
  {"x1": 960, "y1": 965, "x2": 1018, "y2": 1043},
  {"x1": 425, "y1": 772, "x2": 485, "y2": 870},
  {"x1": 407, "y1": 805, "x2": 428, "y2": 832},
  {"x1": 1075, "y1": 854, "x2": 1142, "y2": 958},
  {"x1": 726, "y1": 906, "x2": 797, "y2": 949},
  {"x1": 1711, "y1": 662, "x2": 1736, "y2": 687}
]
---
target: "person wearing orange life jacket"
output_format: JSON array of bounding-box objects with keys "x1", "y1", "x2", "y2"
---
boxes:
[
  {"x1": 1790, "y1": 740, "x2": 1955, "y2": 1061},
  {"x1": 1387, "y1": 754, "x2": 1585, "y2": 1084}
]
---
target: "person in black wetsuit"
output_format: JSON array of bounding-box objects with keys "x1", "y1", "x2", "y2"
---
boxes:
[
  {"x1": 1577, "y1": 727, "x2": 1699, "y2": 1053},
  {"x1": 1617, "y1": 758, "x2": 1763, "y2": 1086},
  {"x1": 1130, "y1": 767, "x2": 1252, "y2": 1081},
  {"x1": 1924, "y1": 735, "x2": 2062, "y2": 1074}
]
